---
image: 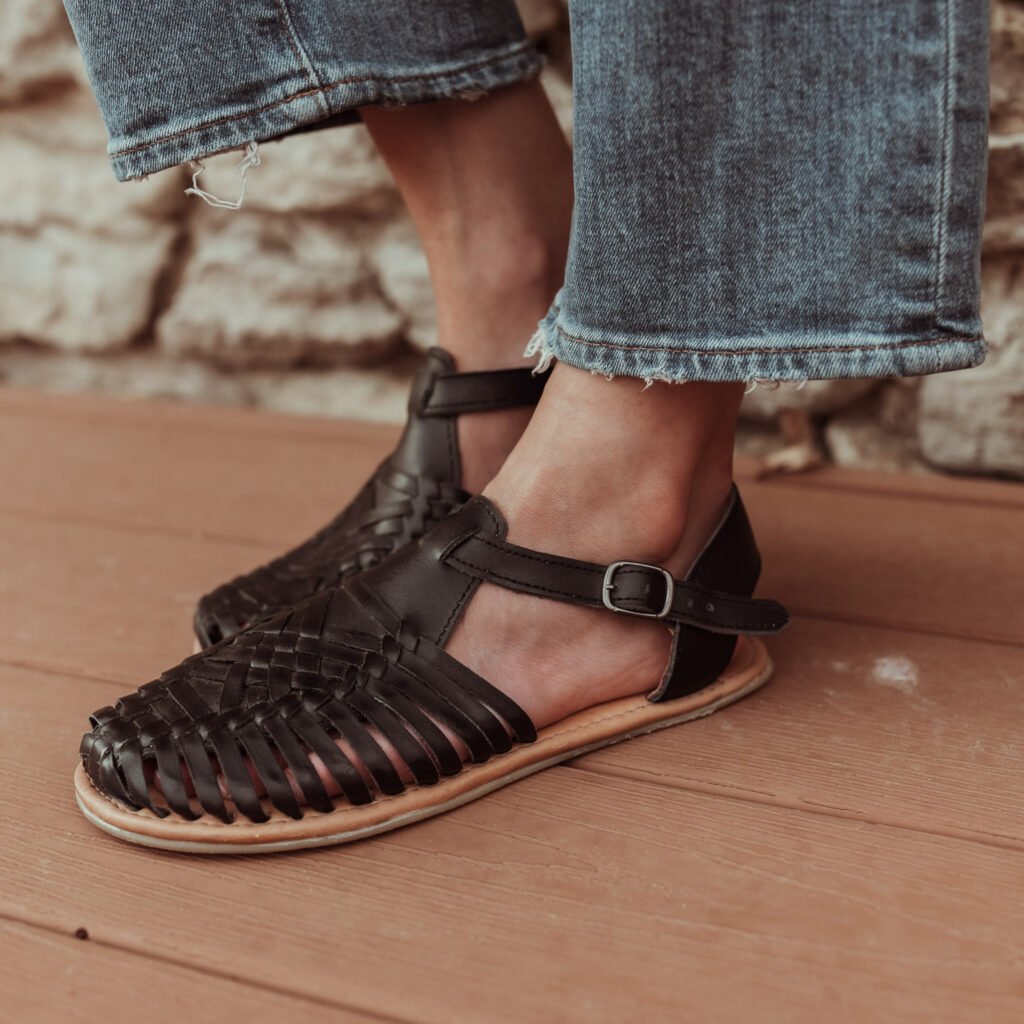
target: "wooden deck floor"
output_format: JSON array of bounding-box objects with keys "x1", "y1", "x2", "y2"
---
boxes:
[{"x1": 1, "y1": 388, "x2": 1022, "y2": 1023}]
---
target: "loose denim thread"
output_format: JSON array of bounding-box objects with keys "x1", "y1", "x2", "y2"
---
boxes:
[
  {"x1": 185, "y1": 141, "x2": 261, "y2": 209},
  {"x1": 525, "y1": 328, "x2": 808, "y2": 392},
  {"x1": 524, "y1": 328, "x2": 555, "y2": 374}
]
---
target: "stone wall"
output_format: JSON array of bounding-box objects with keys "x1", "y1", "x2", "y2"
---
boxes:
[{"x1": 2, "y1": 0, "x2": 1022, "y2": 475}]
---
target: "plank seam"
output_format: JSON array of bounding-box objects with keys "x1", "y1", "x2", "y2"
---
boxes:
[
  {"x1": 784, "y1": 605, "x2": 1024, "y2": 651},
  {"x1": 0, "y1": 908, "x2": 414, "y2": 1024},
  {"x1": 0, "y1": 503, "x2": 278, "y2": 550},
  {"x1": 565, "y1": 764, "x2": 1024, "y2": 855},
  {"x1": 0, "y1": 400, "x2": 400, "y2": 449},
  {"x1": 749, "y1": 477, "x2": 1024, "y2": 512}
]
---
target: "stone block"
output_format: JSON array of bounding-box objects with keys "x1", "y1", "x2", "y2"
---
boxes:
[
  {"x1": 186, "y1": 124, "x2": 397, "y2": 217},
  {"x1": 991, "y1": 0, "x2": 1024, "y2": 135},
  {"x1": 0, "y1": 223, "x2": 176, "y2": 351},
  {"x1": 0, "y1": 0, "x2": 80, "y2": 105},
  {"x1": 157, "y1": 213, "x2": 404, "y2": 369},
  {"x1": 983, "y1": 135, "x2": 1024, "y2": 253},
  {"x1": 0, "y1": 94, "x2": 181, "y2": 351},
  {"x1": 918, "y1": 258, "x2": 1024, "y2": 478},
  {"x1": 740, "y1": 378, "x2": 877, "y2": 422}
]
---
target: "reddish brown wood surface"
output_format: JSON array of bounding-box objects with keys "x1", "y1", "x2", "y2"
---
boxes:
[
  {"x1": 1, "y1": 388, "x2": 1021, "y2": 1023},
  {"x1": 0, "y1": 918, "x2": 378, "y2": 1024}
]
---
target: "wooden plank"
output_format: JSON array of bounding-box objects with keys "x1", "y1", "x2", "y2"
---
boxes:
[
  {"x1": 0, "y1": 514, "x2": 276, "y2": 684},
  {"x1": 3, "y1": 387, "x2": 1021, "y2": 554},
  {"x1": 4, "y1": 389, "x2": 1024, "y2": 649},
  {"x1": 7, "y1": 597, "x2": 1021, "y2": 850},
  {"x1": 0, "y1": 917, "x2": 381, "y2": 1024},
  {"x1": 0, "y1": 385, "x2": 399, "y2": 445},
  {"x1": 0, "y1": 388, "x2": 398, "y2": 547},
  {"x1": 575, "y1": 617, "x2": 1024, "y2": 847},
  {"x1": 736, "y1": 458, "x2": 1024, "y2": 509},
  {"x1": 745, "y1": 484, "x2": 1024, "y2": 645},
  {"x1": 2, "y1": 666, "x2": 1022, "y2": 1024}
]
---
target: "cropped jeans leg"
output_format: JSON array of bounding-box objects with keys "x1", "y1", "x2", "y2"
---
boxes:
[
  {"x1": 533, "y1": 0, "x2": 990, "y2": 383},
  {"x1": 62, "y1": 0, "x2": 542, "y2": 181}
]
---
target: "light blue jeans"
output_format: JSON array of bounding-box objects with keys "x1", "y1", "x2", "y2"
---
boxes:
[{"x1": 64, "y1": 0, "x2": 990, "y2": 383}]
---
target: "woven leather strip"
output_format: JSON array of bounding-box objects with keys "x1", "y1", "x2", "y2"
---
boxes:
[
  {"x1": 194, "y1": 465, "x2": 467, "y2": 646},
  {"x1": 83, "y1": 573, "x2": 537, "y2": 824},
  {"x1": 193, "y1": 349, "x2": 548, "y2": 647},
  {"x1": 441, "y1": 510, "x2": 789, "y2": 636},
  {"x1": 420, "y1": 365, "x2": 550, "y2": 417}
]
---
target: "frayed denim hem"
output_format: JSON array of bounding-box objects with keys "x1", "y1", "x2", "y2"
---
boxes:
[
  {"x1": 529, "y1": 302, "x2": 987, "y2": 384},
  {"x1": 109, "y1": 43, "x2": 542, "y2": 181}
]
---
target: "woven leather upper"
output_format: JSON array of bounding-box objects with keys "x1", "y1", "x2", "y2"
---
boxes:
[{"x1": 194, "y1": 349, "x2": 547, "y2": 646}]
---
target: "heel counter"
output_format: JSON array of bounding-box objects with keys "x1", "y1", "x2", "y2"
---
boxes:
[{"x1": 651, "y1": 487, "x2": 763, "y2": 702}]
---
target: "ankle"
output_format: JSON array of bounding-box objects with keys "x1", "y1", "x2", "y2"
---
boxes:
[
  {"x1": 437, "y1": 237, "x2": 565, "y2": 492},
  {"x1": 457, "y1": 406, "x2": 534, "y2": 494},
  {"x1": 482, "y1": 365, "x2": 743, "y2": 572},
  {"x1": 491, "y1": 459, "x2": 694, "y2": 566},
  {"x1": 433, "y1": 233, "x2": 565, "y2": 374},
  {"x1": 447, "y1": 224, "x2": 565, "y2": 296}
]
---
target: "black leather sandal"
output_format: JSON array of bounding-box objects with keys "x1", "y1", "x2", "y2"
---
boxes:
[
  {"x1": 76, "y1": 487, "x2": 787, "y2": 854},
  {"x1": 193, "y1": 347, "x2": 548, "y2": 649}
]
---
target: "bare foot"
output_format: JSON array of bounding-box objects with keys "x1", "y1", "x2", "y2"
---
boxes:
[{"x1": 445, "y1": 367, "x2": 740, "y2": 727}]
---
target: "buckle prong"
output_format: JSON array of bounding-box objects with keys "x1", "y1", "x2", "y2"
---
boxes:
[{"x1": 601, "y1": 561, "x2": 675, "y2": 619}]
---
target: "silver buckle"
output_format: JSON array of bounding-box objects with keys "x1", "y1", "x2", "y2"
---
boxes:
[{"x1": 601, "y1": 561, "x2": 674, "y2": 619}]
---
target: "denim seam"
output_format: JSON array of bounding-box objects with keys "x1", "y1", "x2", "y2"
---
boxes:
[
  {"x1": 549, "y1": 323, "x2": 983, "y2": 359},
  {"x1": 271, "y1": 0, "x2": 329, "y2": 106},
  {"x1": 109, "y1": 43, "x2": 537, "y2": 159},
  {"x1": 931, "y1": 0, "x2": 955, "y2": 325}
]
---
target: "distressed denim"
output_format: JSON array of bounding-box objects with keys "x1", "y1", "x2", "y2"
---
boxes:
[{"x1": 64, "y1": 0, "x2": 990, "y2": 383}]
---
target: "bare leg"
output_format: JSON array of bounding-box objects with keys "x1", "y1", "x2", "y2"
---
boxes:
[{"x1": 361, "y1": 80, "x2": 573, "y2": 491}]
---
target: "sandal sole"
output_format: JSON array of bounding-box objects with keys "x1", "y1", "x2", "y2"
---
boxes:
[{"x1": 74, "y1": 636, "x2": 772, "y2": 855}]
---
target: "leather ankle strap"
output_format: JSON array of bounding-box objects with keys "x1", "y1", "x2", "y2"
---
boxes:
[
  {"x1": 418, "y1": 362, "x2": 550, "y2": 417},
  {"x1": 443, "y1": 527, "x2": 788, "y2": 636}
]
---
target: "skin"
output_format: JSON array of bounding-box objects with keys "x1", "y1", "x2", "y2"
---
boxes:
[
  {"x1": 165, "y1": 83, "x2": 746, "y2": 805},
  {"x1": 362, "y1": 81, "x2": 574, "y2": 493},
  {"x1": 449, "y1": 366, "x2": 743, "y2": 729}
]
